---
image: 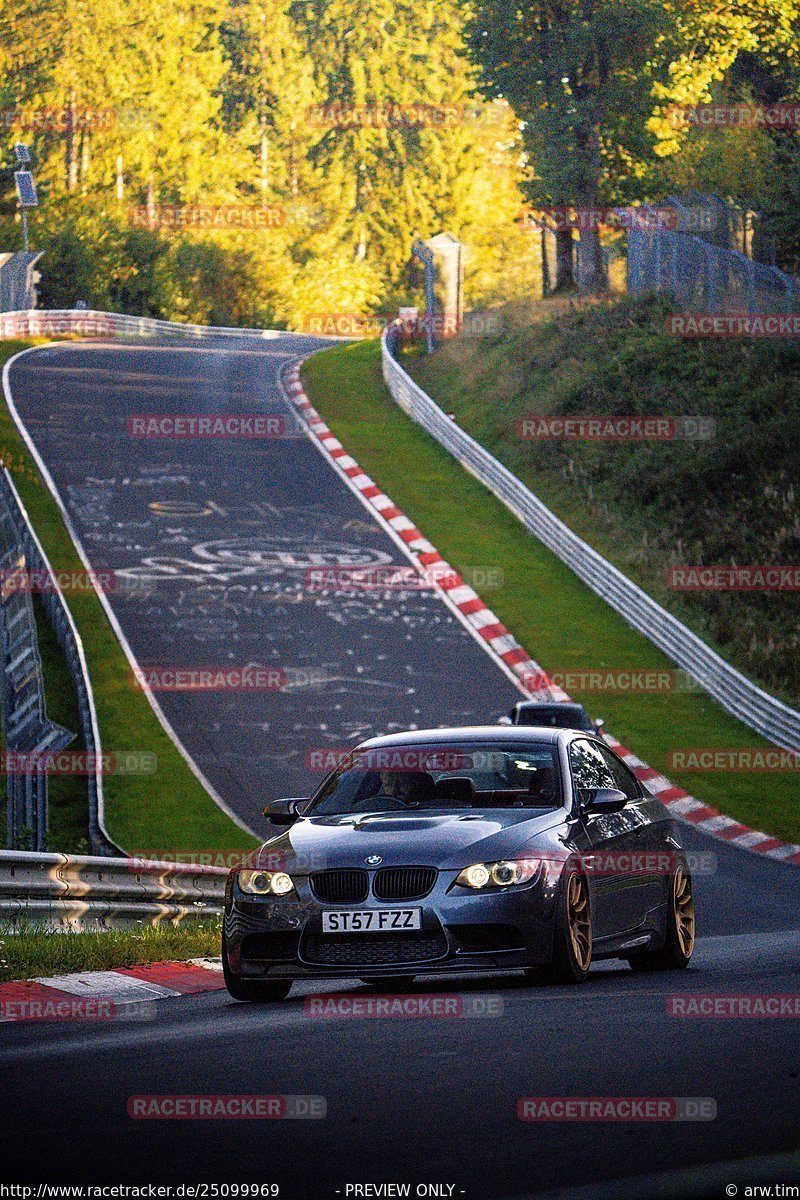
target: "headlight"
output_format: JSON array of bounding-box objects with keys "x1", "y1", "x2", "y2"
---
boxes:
[
  {"x1": 238, "y1": 869, "x2": 295, "y2": 896},
  {"x1": 456, "y1": 859, "x2": 539, "y2": 890}
]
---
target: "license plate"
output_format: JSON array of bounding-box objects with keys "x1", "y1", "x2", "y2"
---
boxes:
[{"x1": 321, "y1": 908, "x2": 421, "y2": 934}]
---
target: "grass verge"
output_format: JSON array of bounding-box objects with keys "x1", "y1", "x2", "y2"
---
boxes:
[
  {"x1": 302, "y1": 338, "x2": 800, "y2": 844},
  {"x1": 409, "y1": 295, "x2": 800, "y2": 706},
  {"x1": 0, "y1": 917, "x2": 221, "y2": 982},
  {"x1": 0, "y1": 340, "x2": 257, "y2": 855}
]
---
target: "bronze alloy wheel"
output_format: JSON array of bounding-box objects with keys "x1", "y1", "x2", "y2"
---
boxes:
[
  {"x1": 567, "y1": 872, "x2": 592, "y2": 972},
  {"x1": 673, "y1": 865, "x2": 696, "y2": 958}
]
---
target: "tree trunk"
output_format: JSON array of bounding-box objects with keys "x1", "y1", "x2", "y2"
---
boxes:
[
  {"x1": 541, "y1": 227, "x2": 552, "y2": 297},
  {"x1": 579, "y1": 225, "x2": 608, "y2": 293},
  {"x1": 65, "y1": 91, "x2": 78, "y2": 192},
  {"x1": 554, "y1": 228, "x2": 574, "y2": 291}
]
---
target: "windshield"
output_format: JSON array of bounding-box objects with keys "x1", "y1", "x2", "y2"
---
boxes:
[
  {"x1": 517, "y1": 705, "x2": 588, "y2": 729},
  {"x1": 307, "y1": 741, "x2": 562, "y2": 816}
]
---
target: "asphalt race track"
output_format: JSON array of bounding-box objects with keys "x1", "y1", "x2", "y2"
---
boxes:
[
  {"x1": 2, "y1": 337, "x2": 799, "y2": 1196},
  {"x1": 5, "y1": 336, "x2": 522, "y2": 833}
]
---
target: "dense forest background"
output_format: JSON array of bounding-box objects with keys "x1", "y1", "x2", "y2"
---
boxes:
[{"x1": 1, "y1": 0, "x2": 799, "y2": 327}]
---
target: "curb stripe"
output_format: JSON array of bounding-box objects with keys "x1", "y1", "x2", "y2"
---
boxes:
[
  {"x1": 286, "y1": 364, "x2": 800, "y2": 871},
  {"x1": 0, "y1": 960, "x2": 224, "y2": 1020}
]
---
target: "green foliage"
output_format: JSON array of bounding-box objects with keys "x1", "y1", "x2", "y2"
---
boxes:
[
  {"x1": 1, "y1": 0, "x2": 798, "y2": 312},
  {"x1": 0, "y1": 0, "x2": 535, "y2": 323}
]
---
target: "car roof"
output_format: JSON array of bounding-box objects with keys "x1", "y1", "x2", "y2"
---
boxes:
[
  {"x1": 356, "y1": 725, "x2": 566, "y2": 748},
  {"x1": 515, "y1": 701, "x2": 587, "y2": 714}
]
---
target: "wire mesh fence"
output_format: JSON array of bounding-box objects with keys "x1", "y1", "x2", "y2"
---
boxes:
[{"x1": 627, "y1": 201, "x2": 798, "y2": 315}]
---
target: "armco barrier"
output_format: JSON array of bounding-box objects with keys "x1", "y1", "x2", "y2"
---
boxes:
[
  {"x1": 381, "y1": 324, "x2": 800, "y2": 753},
  {"x1": 0, "y1": 849, "x2": 227, "y2": 929},
  {"x1": 0, "y1": 308, "x2": 282, "y2": 341},
  {"x1": 0, "y1": 468, "x2": 118, "y2": 855}
]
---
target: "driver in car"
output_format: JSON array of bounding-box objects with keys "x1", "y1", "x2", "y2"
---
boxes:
[
  {"x1": 378, "y1": 771, "x2": 420, "y2": 805},
  {"x1": 347, "y1": 770, "x2": 432, "y2": 812}
]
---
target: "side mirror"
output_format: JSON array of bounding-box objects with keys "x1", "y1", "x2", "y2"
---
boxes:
[
  {"x1": 262, "y1": 798, "x2": 309, "y2": 825},
  {"x1": 582, "y1": 787, "x2": 627, "y2": 814},
  {"x1": 497, "y1": 714, "x2": 512, "y2": 726}
]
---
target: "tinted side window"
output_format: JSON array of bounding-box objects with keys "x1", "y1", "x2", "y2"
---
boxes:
[
  {"x1": 596, "y1": 744, "x2": 641, "y2": 800},
  {"x1": 569, "y1": 739, "x2": 615, "y2": 793}
]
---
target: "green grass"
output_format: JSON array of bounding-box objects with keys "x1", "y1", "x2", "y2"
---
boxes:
[
  {"x1": 0, "y1": 340, "x2": 258, "y2": 856},
  {"x1": 0, "y1": 918, "x2": 221, "y2": 982},
  {"x1": 302, "y1": 337, "x2": 800, "y2": 844},
  {"x1": 31, "y1": 596, "x2": 90, "y2": 851}
]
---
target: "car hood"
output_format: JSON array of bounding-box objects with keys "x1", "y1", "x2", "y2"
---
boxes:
[{"x1": 256, "y1": 808, "x2": 567, "y2": 872}]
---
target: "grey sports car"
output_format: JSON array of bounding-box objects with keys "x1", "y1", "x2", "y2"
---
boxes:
[{"x1": 222, "y1": 726, "x2": 696, "y2": 1000}]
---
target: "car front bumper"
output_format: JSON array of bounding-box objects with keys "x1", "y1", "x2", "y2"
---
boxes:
[{"x1": 224, "y1": 870, "x2": 559, "y2": 980}]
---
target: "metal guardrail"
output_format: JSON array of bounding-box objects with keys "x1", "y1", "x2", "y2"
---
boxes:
[
  {"x1": 0, "y1": 308, "x2": 282, "y2": 341},
  {"x1": 0, "y1": 476, "x2": 74, "y2": 852},
  {"x1": 381, "y1": 325, "x2": 800, "y2": 753},
  {"x1": 0, "y1": 469, "x2": 118, "y2": 855},
  {"x1": 0, "y1": 849, "x2": 226, "y2": 929}
]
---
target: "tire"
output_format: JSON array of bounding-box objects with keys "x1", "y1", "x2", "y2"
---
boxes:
[
  {"x1": 627, "y1": 862, "x2": 695, "y2": 972},
  {"x1": 222, "y1": 931, "x2": 292, "y2": 1002},
  {"x1": 360, "y1": 976, "x2": 416, "y2": 988},
  {"x1": 528, "y1": 864, "x2": 592, "y2": 985}
]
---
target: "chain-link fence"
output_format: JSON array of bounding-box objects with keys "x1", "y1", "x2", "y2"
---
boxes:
[{"x1": 627, "y1": 199, "x2": 798, "y2": 315}]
